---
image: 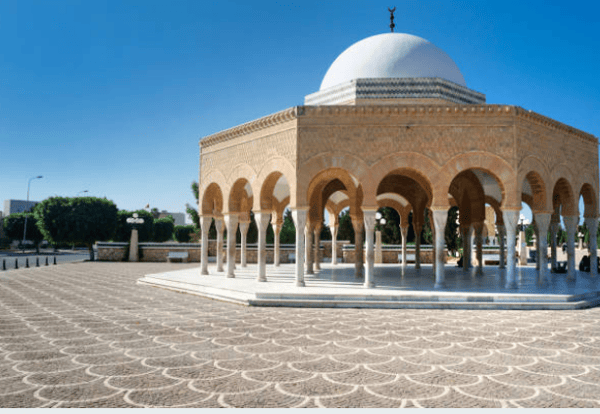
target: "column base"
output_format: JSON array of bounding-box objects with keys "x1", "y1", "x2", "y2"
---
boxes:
[
  {"x1": 505, "y1": 281, "x2": 518, "y2": 289},
  {"x1": 476, "y1": 267, "x2": 483, "y2": 275},
  {"x1": 201, "y1": 269, "x2": 209, "y2": 275},
  {"x1": 296, "y1": 281, "x2": 305, "y2": 287},
  {"x1": 364, "y1": 281, "x2": 375, "y2": 288},
  {"x1": 434, "y1": 283, "x2": 445, "y2": 289},
  {"x1": 227, "y1": 274, "x2": 235, "y2": 278},
  {"x1": 257, "y1": 276, "x2": 267, "y2": 282}
]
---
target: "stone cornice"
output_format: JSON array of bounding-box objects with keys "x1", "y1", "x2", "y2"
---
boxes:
[
  {"x1": 200, "y1": 104, "x2": 597, "y2": 148},
  {"x1": 514, "y1": 106, "x2": 598, "y2": 145},
  {"x1": 200, "y1": 107, "x2": 298, "y2": 148}
]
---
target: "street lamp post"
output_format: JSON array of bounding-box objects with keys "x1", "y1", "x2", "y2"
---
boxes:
[
  {"x1": 22, "y1": 175, "x2": 43, "y2": 251},
  {"x1": 126, "y1": 213, "x2": 145, "y2": 262}
]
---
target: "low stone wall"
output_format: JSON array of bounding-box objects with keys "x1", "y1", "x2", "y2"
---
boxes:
[
  {"x1": 96, "y1": 242, "x2": 128, "y2": 261},
  {"x1": 139, "y1": 243, "x2": 201, "y2": 263},
  {"x1": 343, "y1": 246, "x2": 447, "y2": 264}
]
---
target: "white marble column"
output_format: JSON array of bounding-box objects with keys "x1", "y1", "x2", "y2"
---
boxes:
[
  {"x1": 292, "y1": 209, "x2": 307, "y2": 287},
  {"x1": 224, "y1": 214, "x2": 238, "y2": 278},
  {"x1": 215, "y1": 218, "x2": 224, "y2": 272},
  {"x1": 497, "y1": 224, "x2": 506, "y2": 269},
  {"x1": 519, "y1": 226, "x2": 528, "y2": 266},
  {"x1": 503, "y1": 210, "x2": 520, "y2": 289},
  {"x1": 314, "y1": 224, "x2": 322, "y2": 271},
  {"x1": 400, "y1": 225, "x2": 408, "y2": 267},
  {"x1": 473, "y1": 222, "x2": 484, "y2": 275},
  {"x1": 305, "y1": 223, "x2": 314, "y2": 274},
  {"x1": 536, "y1": 213, "x2": 550, "y2": 284},
  {"x1": 330, "y1": 224, "x2": 338, "y2": 265},
  {"x1": 255, "y1": 212, "x2": 270, "y2": 282},
  {"x1": 274, "y1": 221, "x2": 282, "y2": 267},
  {"x1": 564, "y1": 215, "x2": 577, "y2": 281},
  {"x1": 200, "y1": 216, "x2": 211, "y2": 275},
  {"x1": 414, "y1": 223, "x2": 422, "y2": 270},
  {"x1": 363, "y1": 210, "x2": 377, "y2": 288},
  {"x1": 585, "y1": 217, "x2": 598, "y2": 277},
  {"x1": 550, "y1": 219, "x2": 558, "y2": 272},
  {"x1": 433, "y1": 209, "x2": 448, "y2": 289},
  {"x1": 239, "y1": 221, "x2": 249, "y2": 267},
  {"x1": 534, "y1": 222, "x2": 540, "y2": 270}
]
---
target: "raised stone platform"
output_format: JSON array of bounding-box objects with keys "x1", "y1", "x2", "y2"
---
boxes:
[{"x1": 139, "y1": 263, "x2": 600, "y2": 310}]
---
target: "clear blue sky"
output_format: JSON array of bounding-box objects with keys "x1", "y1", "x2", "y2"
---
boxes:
[{"x1": 2, "y1": 0, "x2": 599, "y2": 223}]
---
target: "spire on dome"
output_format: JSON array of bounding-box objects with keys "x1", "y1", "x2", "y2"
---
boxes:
[{"x1": 388, "y1": 7, "x2": 396, "y2": 32}]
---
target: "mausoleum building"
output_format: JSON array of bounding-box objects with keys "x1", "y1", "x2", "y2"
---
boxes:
[{"x1": 198, "y1": 31, "x2": 599, "y2": 290}]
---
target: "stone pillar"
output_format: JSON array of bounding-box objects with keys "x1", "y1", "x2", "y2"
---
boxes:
[
  {"x1": 400, "y1": 225, "x2": 408, "y2": 267},
  {"x1": 497, "y1": 225, "x2": 506, "y2": 269},
  {"x1": 536, "y1": 213, "x2": 550, "y2": 284},
  {"x1": 413, "y1": 222, "x2": 422, "y2": 270},
  {"x1": 460, "y1": 226, "x2": 470, "y2": 270},
  {"x1": 129, "y1": 228, "x2": 139, "y2": 262},
  {"x1": 291, "y1": 209, "x2": 307, "y2": 287},
  {"x1": 255, "y1": 212, "x2": 270, "y2": 282},
  {"x1": 215, "y1": 218, "x2": 224, "y2": 272},
  {"x1": 273, "y1": 221, "x2": 282, "y2": 267},
  {"x1": 239, "y1": 221, "x2": 249, "y2": 267},
  {"x1": 519, "y1": 225, "x2": 528, "y2": 266},
  {"x1": 375, "y1": 231, "x2": 383, "y2": 264},
  {"x1": 585, "y1": 217, "x2": 598, "y2": 277},
  {"x1": 314, "y1": 224, "x2": 322, "y2": 271},
  {"x1": 564, "y1": 215, "x2": 577, "y2": 281},
  {"x1": 534, "y1": 222, "x2": 540, "y2": 270},
  {"x1": 550, "y1": 215, "x2": 559, "y2": 272},
  {"x1": 363, "y1": 210, "x2": 377, "y2": 288},
  {"x1": 200, "y1": 216, "x2": 211, "y2": 275},
  {"x1": 503, "y1": 210, "x2": 520, "y2": 289},
  {"x1": 473, "y1": 222, "x2": 484, "y2": 275},
  {"x1": 432, "y1": 209, "x2": 448, "y2": 289},
  {"x1": 224, "y1": 214, "x2": 238, "y2": 278},
  {"x1": 352, "y1": 217, "x2": 364, "y2": 278},
  {"x1": 305, "y1": 222, "x2": 314, "y2": 274},
  {"x1": 330, "y1": 224, "x2": 338, "y2": 265}
]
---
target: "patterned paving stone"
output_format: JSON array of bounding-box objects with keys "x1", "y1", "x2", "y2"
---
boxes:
[
  {"x1": 24, "y1": 367, "x2": 100, "y2": 386},
  {"x1": 278, "y1": 374, "x2": 355, "y2": 397},
  {"x1": 126, "y1": 382, "x2": 209, "y2": 407},
  {"x1": 408, "y1": 367, "x2": 481, "y2": 386},
  {"x1": 220, "y1": 384, "x2": 305, "y2": 408},
  {"x1": 515, "y1": 389, "x2": 600, "y2": 408},
  {"x1": 243, "y1": 364, "x2": 316, "y2": 383},
  {"x1": 458, "y1": 377, "x2": 537, "y2": 400},
  {"x1": 368, "y1": 376, "x2": 446, "y2": 400},
  {"x1": 324, "y1": 365, "x2": 396, "y2": 385},
  {"x1": 416, "y1": 388, "x2": 503, "y2": 408},
  {"x1": 318, "y1": 386, "x2": 401, "y2": 408},
  {"x1": 36, "y1": 378, "x2": 120, "y2": 402}
]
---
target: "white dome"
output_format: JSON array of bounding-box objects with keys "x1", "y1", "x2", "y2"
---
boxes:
[{"x1": 320, "y1": 33, "x2": 466, "y2": 90}]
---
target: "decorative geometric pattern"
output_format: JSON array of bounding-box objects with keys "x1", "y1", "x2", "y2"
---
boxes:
[
  {"x1": 1, "y1": 262, "x2": 600, "y2": 408},
  {"x1": 305, "y1": 78, "x2": 486, "y2": 106}
]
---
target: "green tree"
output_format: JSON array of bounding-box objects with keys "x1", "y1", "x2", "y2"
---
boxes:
[
  {"x1": 422, "y1": 209, "x2": 433, "y2": 245},
  {"x1": 113, "y1": 210, "x2": 154, "y2": 242},
  {"x1": 279, "y1": 209, "x2": 296, "y2": 244},
  {"x1": 174, "y1": 225, "x2": 195, "y2": 243},
  {"x1": 34, "y1": 196, "x2": 118, "y2": 260},
  {"x1": 153, "y1": 216, "x2": 175, "y2": 242},
  {"x1": 337, "y1": 210, "x2": 355, "y2": 244},
  {"x1": 186, "y1": 181, "x2": 200, "y2": 229},
  {"x1": 3, "y1": 213, "x2": 45, "y2": 252},
  {"x1": 445, "y1": 206, "x2": 460, "y2": 255}
]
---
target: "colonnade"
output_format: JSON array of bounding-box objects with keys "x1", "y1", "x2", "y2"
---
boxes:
[{"x1": 199, "y1": 209, "x2": 598, "y2": 289}]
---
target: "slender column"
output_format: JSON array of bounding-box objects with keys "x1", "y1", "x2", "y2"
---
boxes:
[
  {"x1": 200, "y1": 216, "x2": 211, "y2": 275},
  {"x1": 473, "y1": 222, "x2": 484, "y2": 275},
  {"x1": 535, "y1": 213, "x2": 550, "y2": 284},
  {"x1": 414, "y1": 223, "x2": 422, "y2": 270},
  {"x1": 519, "y1": 225, "x2": 528, "y2": 266},
  {"x1": 564, "y1": 215, "x2": 577, "y2": 281},
  {"x1": 460, "y1": 226, "x2": 470, "y2": 270},
  {"x1": 363, "y1": 210, "x2": 377, "y2": 288},
  {"x1": 305, "y1": 222, "x2": 314, "y2": 274},
  {"x1": 585, "y1": 217, "x2": 598, "y2": 277},
  {"x1": 497, "y1": 225, "x2": 506, "y2": 269},
  {"x1": 550, "y1": 216, "x2": 559, "y2": 272},
  {"x1": 352, "y1": 218, "x2": 364, "y2": 278},
  {"x1": 274, "y1": 221, "x2": 282, "y2": 267},
  {"x1": 469, "y1": 225, "x2": 475, "y2": 268},
  {"x1": 314, "y1": 224, "x2": 322, "y2": 271},
  {"x1": 503, "y1": 210, "x2": 520, "y2": 289},
  {"x1": 129, "y1": 229, "x2": 139, "y2": 262},
  {"x1": 291, "y1": 209, "x2": 307, "y2": 287},
  {"x1": 433, "y1": 209, "x2": 448, "y2": 289},
  {"x1": 215, "y1": 218, "x2": 224, "y2": 272},
  {"x1": 255, "y1": 212, "x2": 270, "y2": 282},
  {"x1": 400, "y1": 225, "x2": 408, "y2": 267},
  {"x1": 224, "y1": 214, "x2": 238, "y2": 278},
  {"x1": 429, "y1": 210, "x2": 436, "y2": 274},
  {"x1": 239, "y1": 221, "x2": 249, "y2": 267},
  {"x1": 330, "y1": 224, "x2": 339, "y2": 265},
  {"x1": 533, "y1": 222, "x2": 540, "y2": 270}
]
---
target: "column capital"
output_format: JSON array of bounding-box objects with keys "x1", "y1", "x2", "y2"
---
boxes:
[{"x1": 363, "y1": 210, "x2": 377, "y2": 232}]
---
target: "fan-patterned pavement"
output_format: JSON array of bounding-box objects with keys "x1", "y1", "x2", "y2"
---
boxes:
[{"x1": 1, "y1": 262, "x2": 600, "y2": 408}]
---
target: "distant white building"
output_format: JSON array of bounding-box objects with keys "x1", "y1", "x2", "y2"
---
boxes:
[
  {"x1": 3, "y1": 199, "x2": 39, "y2": 215},
  {"x1": 157, "y1": 211, "x2": 186, "y2": 226}
]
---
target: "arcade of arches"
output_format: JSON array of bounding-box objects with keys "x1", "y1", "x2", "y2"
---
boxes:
[{"x1": 199, "y1": 105, "x2": 599, "y2": 290}]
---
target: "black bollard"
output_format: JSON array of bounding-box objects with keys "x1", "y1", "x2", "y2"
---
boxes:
[
  {"x1": 2, "y1": 259, "x2": 5, "y2": 271},
  {"x1": 25, "y1": 258, "x2": 29, "y2": 268},
  {"x1": 15, "y1": 258, "x2": 18, "y2": 269},
  {"x1": 45, "y1": 256, "x2": 49, "y2": 266},
  {"x1": 53, "y1": 256, "x2": 57, "y2": 265},
  {"x1": 36, "y1": 257, "x2": 40, "y2": 267}
]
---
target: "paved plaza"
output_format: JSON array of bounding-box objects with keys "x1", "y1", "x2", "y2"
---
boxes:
[{"x1": 1, "y1": 262, "x2": 600, "y2": 407}]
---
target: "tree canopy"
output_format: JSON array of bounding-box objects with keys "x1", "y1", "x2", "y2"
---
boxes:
[{"x1": 2, "y1": 213, "x2": 45, "y2": 251}]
